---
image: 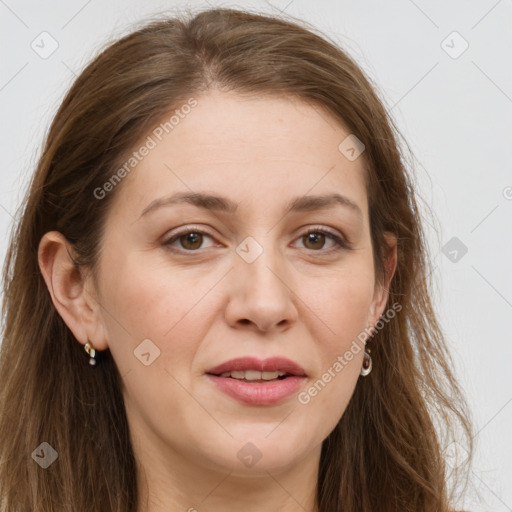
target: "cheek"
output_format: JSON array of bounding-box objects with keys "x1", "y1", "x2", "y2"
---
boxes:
[
  {"x1": 307, "y1": 266, "x2": 375, "y2": 347},
  {"x1": 301, "y1": 264, "x2": 374, "y2": 407},
  {"x1": 296, "y1": 276, "x2": 372, "y2": 436},
  {"x1": 96, "y1": 253, "x2": 216, "y2": 428},
  {"x1": 97, "y1": 251, "x2": 220, "y2": 372}
]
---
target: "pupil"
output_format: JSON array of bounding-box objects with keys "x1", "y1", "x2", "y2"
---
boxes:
[
  {"x1": 305, "y1": 232, "x2": 324, "y2": 250},
  {"x1": 182, "y1": 232, "x2": 202, "y2": 250}
]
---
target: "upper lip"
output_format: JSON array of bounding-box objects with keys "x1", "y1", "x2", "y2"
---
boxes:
[{"x1": 206, "y1": 357, "x2": 307, "y2": 377}]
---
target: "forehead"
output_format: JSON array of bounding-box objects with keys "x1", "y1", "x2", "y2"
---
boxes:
[{"x1": 109, "y1": 89, "x2": 369, "y2": 222}]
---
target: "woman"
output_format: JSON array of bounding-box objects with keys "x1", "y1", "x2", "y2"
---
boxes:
[{"x1": 0, "y1": 7, "x2": 473, "y2": 511}]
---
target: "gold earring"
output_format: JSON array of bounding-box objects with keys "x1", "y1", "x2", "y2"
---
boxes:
[{"x1": 84, "y1": 341, "x2": 97, "y2": 366}]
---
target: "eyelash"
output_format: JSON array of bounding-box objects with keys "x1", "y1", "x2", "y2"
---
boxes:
[{"x1": 162, "y1": 225, "x2": 352, "y2": 255}]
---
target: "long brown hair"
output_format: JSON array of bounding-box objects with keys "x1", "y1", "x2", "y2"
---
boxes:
[{"x1": 0, "y1": 7, "x2": 473, "y2": 511}]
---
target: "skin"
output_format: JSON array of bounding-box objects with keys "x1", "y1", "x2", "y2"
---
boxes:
[{"x1": 38, "y1": 89, "x2": 397, "y2": 512}]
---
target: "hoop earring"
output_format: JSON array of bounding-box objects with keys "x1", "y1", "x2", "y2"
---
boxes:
[
  {"x1": 84, "y1": 341, "x2": 97, "y2": 366},
  {"x1": 360, "y1": 350, "x2": 372, "y2": 377}
]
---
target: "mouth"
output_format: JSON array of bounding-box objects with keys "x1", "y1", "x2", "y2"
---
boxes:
[
  {"x1": 205, "y1": 357, "x2": 307, "y2": 405},
  {"x1": 213, "y1": 370, "x2": 290, "y2": 382},
  {"x1": 206, "y1": 356, "x2": 306, "y2": 379}
]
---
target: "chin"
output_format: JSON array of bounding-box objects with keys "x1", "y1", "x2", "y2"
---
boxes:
[{"x1": 196, "y1": 429, "x2": 316, "y2": 476}]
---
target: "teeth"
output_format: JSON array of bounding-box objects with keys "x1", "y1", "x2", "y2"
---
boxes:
[{"x1": 218, "y1": 370, "x2": 287, "y2": 380}]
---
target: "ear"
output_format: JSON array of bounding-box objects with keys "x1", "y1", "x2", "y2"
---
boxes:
[
  {"x1": 37, "y1": 231, "x2": 109, "y2": 351},
  {"x1": 368, "y1": 231, "x2": 398, "y2": 333}
]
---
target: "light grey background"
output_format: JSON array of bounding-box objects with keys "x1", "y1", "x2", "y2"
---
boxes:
[{"x1": 1, "y1": 1, "x2": 511, "y2": 510}]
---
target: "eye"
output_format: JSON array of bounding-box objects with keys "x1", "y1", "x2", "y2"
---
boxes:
[
  {"x1": 163, "y1": 228, "x2": 216, "y2": 252},
  {"x1": 162, "y1": 226, "x2": 351, "y2": 254},
  {"x1": 293, "y1": 228, "x2": 349, "y2": 253}
]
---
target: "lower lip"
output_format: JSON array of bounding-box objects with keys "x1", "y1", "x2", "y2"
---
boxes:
[{"x1": 206, "y1": 375, "x2": 306, "y2": 405}]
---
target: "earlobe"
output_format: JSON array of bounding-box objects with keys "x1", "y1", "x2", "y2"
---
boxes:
[{"x1": 37, "y1": 231, "x2": 108, "y2": 351}]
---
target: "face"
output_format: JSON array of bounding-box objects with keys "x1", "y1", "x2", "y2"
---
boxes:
[{"x1": 87, "y1": 89, "x2": 392, "y2": 476}]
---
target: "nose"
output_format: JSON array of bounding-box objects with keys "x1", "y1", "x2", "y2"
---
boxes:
[{"x1": 224, "y1": 244, "x2": 299, "y2": 333}]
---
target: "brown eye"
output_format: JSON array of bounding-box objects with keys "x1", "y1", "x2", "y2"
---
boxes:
[
  {"x1": 293, "y1": 228, "x2": 349, "y2": 253},
  {"x1": 178, "y1": 232, "x2": 203, "y2": 250},
  {"x1": 163, "y1": 229, "x2": 215, "y2": 252},
  {"x1": 302, "y1": 232, "x2": 327, "y2": 250}
]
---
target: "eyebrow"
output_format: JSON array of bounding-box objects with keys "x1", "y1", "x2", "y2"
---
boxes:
[{"x1": 138, "y1": 191, "x2": 363, "y2": 220}]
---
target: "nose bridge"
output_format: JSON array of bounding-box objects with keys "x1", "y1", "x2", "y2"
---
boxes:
[
  {"x1": 228, "y1": 232, "x2": 297, "y2": 331},
  {"x1": 236, "y1": 233, "x2": 287, "y2": 297}
]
